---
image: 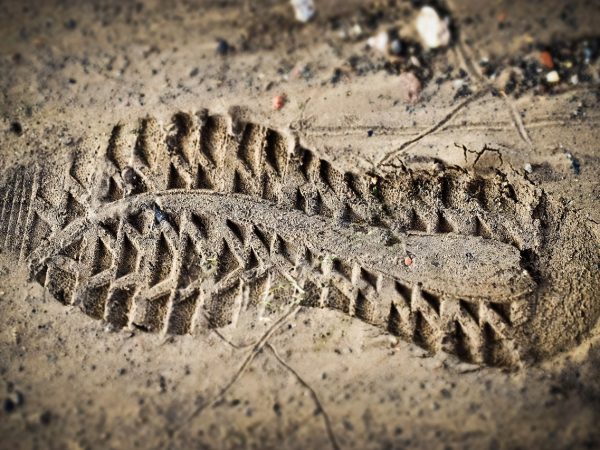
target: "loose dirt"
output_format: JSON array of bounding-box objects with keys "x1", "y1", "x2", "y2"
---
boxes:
[{"x1": 1, "y1": 1, "x2": 599, "y2": 449}]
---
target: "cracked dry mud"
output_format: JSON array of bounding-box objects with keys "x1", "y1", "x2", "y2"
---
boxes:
[{"x1": 1, "y1": 1, "x2": 600, "y2": 450}]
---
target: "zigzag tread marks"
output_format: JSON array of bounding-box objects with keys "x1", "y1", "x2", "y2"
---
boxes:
[
  {"x1": 12, "y1": 110, "x2": 549, "y2": 368},
  {"x1": 0, "y1": 156, "x2": 92, "y2": 264},
  {"x1": 91, "y1": 111, "x2": 537, "y2": 252},
  {"x1": 383, "y1": 280, "x2": 518, "y2": 366},
  {"x1": 30, "y1": 190, "x2": 525, "y2": 366}
]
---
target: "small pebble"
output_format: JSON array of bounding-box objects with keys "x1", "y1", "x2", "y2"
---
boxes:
[
  {"x1": 524, "y1": 163, "x2": 533, "y2": 173},
  {"x1": 415, "y1": 6, "x2": 451, "y2": 49},
  {"x1": 272, "y1": 94, "x2": 286, "y2": 110},
  {"x1": 565, "y1": 152, "x2": 581, "y2": 175},
  {"x1": 398, "y1": 72, "x2": 422, "y2": 104},
  {"x1": 330, "y1": 68, "x2": 343, "y2": 84},
  {"x1": 539, "y1": 51, "x2": 554, "y2": 69},
  {"x1": 3, "y1": 398, "x2": 15, "y2": 413},
  {"x1": 404, "y1": 256, "x2": 413, "y2": 266},
  {"x1": 215, "y1": 39, "x2": 230, "y2": 55},
  {"x1": 10, "y1": 122, "x2": 22, "y2": 135},
  {"x1": 390, "y1": 39, "x2": 403, "y2": 56},
  {"x1": 583, "y1": 45, "x2": 593, "y2": 64},
  {"x1": 64, "y1": 19, "x2": 77, "y2": 30},
  {"x1": 350, "y1": 24, "x2": 363, "y2": 38},
  {"x1": 122, "y1": 166, "x2": 138, "y2": 185},
  {"x1": 546, "y1": 70, "x2": 560, "y2": 83},
  {"x1": 154, "y1": 205, "x2": 167, "y2": 224},
  {"x1": 290, "y1": 0, "x2": 315, "y2": 23},
  {"x1": 40, "y1": 411, "x2": 52, "y2": 425},
  {"x1": 367, "y1": 30, "x2": 389, "y2": 54}
]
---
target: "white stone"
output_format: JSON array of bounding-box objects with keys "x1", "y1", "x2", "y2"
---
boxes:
[
  {"x1": 546, "y1": 70, "x2": 560, "y2": 83},
  {"x1": 453, "y1": 79, "x2": 464, "y2": 88},
  {"x1": 416, "y1": 6, "x2": 451, "y2": 49},
  {"x1": 524, "y1": 163, "x2": 533, "y2": 173},
  {"x1": 367, "y1": 30, "x2": 389, "y2": 53},
  {"x1": 351, "y1": 24, "x2": 363, "y2": 37},
  {"x1": 290, "y1": 0, "x2": 315, "y2": 23},
  {"x1": 409, "y1": 55, "x2": 421, "y2": 67}
]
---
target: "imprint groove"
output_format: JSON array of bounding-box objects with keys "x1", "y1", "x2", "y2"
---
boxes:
[{"x1": 1, "y1": 110, "x2": 598, "y2": 367}]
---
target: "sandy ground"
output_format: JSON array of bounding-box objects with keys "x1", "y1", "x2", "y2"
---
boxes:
[{"x1": 0, "y1": 1, "x2": 599, "y2": 449}]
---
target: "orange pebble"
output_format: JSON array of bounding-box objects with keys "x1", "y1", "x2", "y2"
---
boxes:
[
  {"x1": 497, "y1": 12, "x2": 506, "y2": 23},
  {"x1": 272, "y1": 94, "x2": 286, "y2": 110},
  {"x1": 404, "y1": 256, "x2": 413, "y2": 266},
  {"x1": 539, "y1": 51, "x2": 554, "y2": 69}
]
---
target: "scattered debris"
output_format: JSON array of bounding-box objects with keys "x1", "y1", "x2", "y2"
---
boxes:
[
  {"x1": 290, "y1": 0, "x2": 315, "y2": 23},
  {"x1": 338, "y1": 12, "x2": 437, "y2": 85},
  {"x1": 273, "y1": 94, "x2": 287, "y2": 110},
  {"x1": 454, "y1": 82, "x2": 473, "y2": 99},
  {"x1": 290, "y1": 63, "x2": 312, "y2": 80},
  {"x1": 336, "y1": 23, "x2": 363, "y2": 40},
  {"x1": 487, "y1": 37, "x2": 600, "y2": 95},
  {"x1": 415, "y1": 6, "x2": 451, "y2": 50},
  {"x1": 571, "y1": 100, "x2": 586, "y2": 118},
  {"x1": 367, "y1": 29, "x2": 406, "y2": 57},
  {"x1": 397, "y1": 72, "x2": 422, "y2": 104}
]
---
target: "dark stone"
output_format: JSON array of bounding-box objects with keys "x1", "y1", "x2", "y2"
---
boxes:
[
  {"x1": 10, "y1": 122, "x2": 22, "y2": 135},
  {"x1": 216, "y1": 39, "x2": 230, "y2": 55},
  {"x1": 3, "y1": 398, "x2": 15, "y2": 413},
  {"x1": 40, "y1": 411, "x2": 52, "y2": 425},
  {"x1": 64, "y1": 19, "x2": 77, "y2": 30}
]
